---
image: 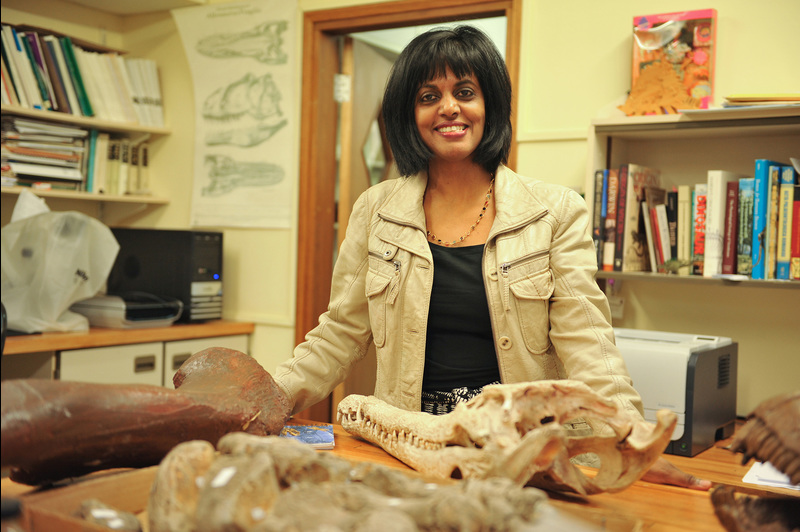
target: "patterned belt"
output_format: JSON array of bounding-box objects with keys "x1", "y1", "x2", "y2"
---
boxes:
[{"x1": 421, "y1": 381, "x2": 500, "y2": 415}]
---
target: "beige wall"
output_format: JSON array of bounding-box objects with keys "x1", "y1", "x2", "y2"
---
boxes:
[{"x1": 2, "y1": 0, "x2": 798, "y2": 415}]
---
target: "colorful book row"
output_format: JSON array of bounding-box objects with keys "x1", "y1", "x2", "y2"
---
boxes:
[
  {"x1": 591, "y1": 160, "x2": 800, "y2": 281},
  {"x1": 1, "y1": 23, "x2": 164, "y2": 127}
]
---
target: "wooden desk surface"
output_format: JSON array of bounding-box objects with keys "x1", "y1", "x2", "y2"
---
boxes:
[
  {"x1": 2, "y1": 320, "x2": 255, "y2": 355},
  {"x1": 2, "y1": 423, "x2": 796, "y2": 531}
]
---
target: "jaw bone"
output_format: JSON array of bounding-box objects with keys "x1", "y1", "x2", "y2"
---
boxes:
[{"x1": 338, "y1": 380, "x2": 676, "y2": 495}]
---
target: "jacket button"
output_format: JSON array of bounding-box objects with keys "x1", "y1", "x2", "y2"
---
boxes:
[
  {"x1": 499, "y1": 336, "x2": 512, "y2": 349},
  {"x1": 384, "y1": 250, "x2": 392, "y2": 257}
]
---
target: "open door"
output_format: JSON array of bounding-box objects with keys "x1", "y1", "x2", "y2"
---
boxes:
[{"x1": 296, "y1": 0, "x2": 522, "y2": 422}]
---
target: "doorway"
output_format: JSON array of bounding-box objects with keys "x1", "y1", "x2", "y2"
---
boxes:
[{"x1": 295, "y1": 0, "x2": 522, "y2": 421}]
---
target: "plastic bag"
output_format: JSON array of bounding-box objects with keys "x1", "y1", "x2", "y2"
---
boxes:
[{"x1": 1, "y1": 203, "x2": 120, "y2": 333}]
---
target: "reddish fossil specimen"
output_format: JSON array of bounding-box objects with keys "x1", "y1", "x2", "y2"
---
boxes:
[
  {"x1": 729, "y1": 391, "x2": 800, "y2": 485},
  {"x1": 0, "y1": 347, "x2": 291, "y2": 485}
]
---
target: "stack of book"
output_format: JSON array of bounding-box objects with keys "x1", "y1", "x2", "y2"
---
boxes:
[
  {"x1": 592, "y1": 159, "x2": 800, "y2": 281},
  {"x1": 1, "y1": 115, "x2": 87, "y2": 190},
  {"x1": 1, "y1": 23, "x2": 164, "y2": 127}
]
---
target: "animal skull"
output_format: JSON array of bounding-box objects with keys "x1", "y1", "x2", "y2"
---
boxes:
[{"x1": 337, "y1": 380, "x2": 676, "y2": 495}]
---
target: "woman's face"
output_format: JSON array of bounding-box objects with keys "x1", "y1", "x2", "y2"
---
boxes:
[{"x1": 414, "y1": 67, "x2": 485, "y2": 165}]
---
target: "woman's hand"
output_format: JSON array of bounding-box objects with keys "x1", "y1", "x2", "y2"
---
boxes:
[{"x1": 641, "y1": 456, "x2": 713, "y2": 490}]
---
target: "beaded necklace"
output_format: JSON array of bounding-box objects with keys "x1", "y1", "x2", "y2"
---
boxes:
[{"x1": 426, "y1": 178, "x2": 494, "y2": 247}]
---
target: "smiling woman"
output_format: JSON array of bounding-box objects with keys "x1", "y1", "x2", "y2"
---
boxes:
[{"x1": 274, "y1": 25, "x2": 709, "y2": 492}]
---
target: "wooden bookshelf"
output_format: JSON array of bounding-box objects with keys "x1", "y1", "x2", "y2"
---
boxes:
[
  {"x1": 586, "y1": 105, "x2": 800, "y2": 286},
  {"x1": 1, "y1": 104, "x2": 170, "y2": 135}
]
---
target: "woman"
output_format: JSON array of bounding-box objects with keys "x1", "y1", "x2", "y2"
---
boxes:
[{"x1": 274, "y1": 25, "x2": 709, "y2": 490}]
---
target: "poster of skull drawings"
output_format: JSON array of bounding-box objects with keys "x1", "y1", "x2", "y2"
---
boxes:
[{"x1": 172, "y1": 0, "x2": 297, "y2": 228}]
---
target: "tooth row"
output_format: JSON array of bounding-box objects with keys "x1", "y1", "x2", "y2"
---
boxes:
[{"x1": 341, "y1": 409, "x2": 444, "y2": 451}]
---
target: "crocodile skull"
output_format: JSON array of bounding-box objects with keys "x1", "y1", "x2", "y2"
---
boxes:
[{"x1": 337, "y1": 380, "x2": 676, "y2": 495}]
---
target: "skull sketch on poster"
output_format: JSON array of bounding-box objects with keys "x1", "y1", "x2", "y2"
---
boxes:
[{"x1": 172, "y1": 0, "x2": 297, "y2": 228}]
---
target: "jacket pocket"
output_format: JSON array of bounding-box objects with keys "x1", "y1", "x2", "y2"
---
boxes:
[
  {"x1": 508, "y1": 267, "x2": 554, "y2": 354},
  {"x1": 366, "y1": 251, "x2": 400, "y2": 348}
]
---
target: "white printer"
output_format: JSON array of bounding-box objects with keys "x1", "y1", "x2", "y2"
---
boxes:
[{"x1": 614, "y1": 328, "x2": 738, "y2": 457}]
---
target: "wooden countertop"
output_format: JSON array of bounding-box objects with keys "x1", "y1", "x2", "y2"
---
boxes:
[
  {"x1": 2, "y1": 421, "x2": 796, "y2": 531},
  {"x1": 2, "y1": 320, "x2": 255, "y2": 355}
]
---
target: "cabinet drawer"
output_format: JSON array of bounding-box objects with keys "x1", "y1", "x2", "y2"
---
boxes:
[
  {"x1": 59, "y1": 342, "x2": 164, "y2": 387},
  {"x1": 163, "y1": 335, "x2": 249, "y2": 387}
]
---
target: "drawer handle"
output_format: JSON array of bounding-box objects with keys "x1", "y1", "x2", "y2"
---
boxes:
[
  {"x1": 134, "y1": 355, "x2": 156, "y2": 373},
  {"x1": 172, "y1": 353, "x2": 192, "y2": 371}
]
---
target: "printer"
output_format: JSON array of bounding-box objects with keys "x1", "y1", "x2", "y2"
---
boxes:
[
  {"x1": 614, "y1": 328, "x2": 738, "y2": 457},
  {"x1": 71, "y1": 293, "x2": 183, "y2": 329}
]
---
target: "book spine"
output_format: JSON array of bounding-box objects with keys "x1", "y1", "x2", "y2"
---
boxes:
[
  {"x1": 666, "y1": 191, "x2": 678, "y2": 260},
  {"x1": 792, "y1": 184, "x2": 800, "y2": 280},
  {"x1": 7, "y1": 27, "x2": 43, "y2": 109},
  {"x1": 677, "y1": 185, "x2": 692, "y2": 275},
  {"x1": 20, "y1": 33, "x2": 53, "y2": 110},
  {"x1": 737, "y1": 178, "x2": 755, "y2": 276},
  {"x1": 721, "y1": 180, "x2": 739, "y2": 275},
  {"x1": 776, "y1": 167, "x2": 797, "y2": 280},
  {"x1": 649, "y1": 205, "x2": 663, "y2": 271},
  {"x1": 765, "y1": 166, "x2": 781, "y2": 279},
  {"x1": 655, "y1": 203, "x2": 672, "y2": 265},
  {"x1": 613, "y1": 165, "x2": 629, "y2": 271},
  {"x1": 592, "y1": 169, "x2": 606, "y2": 269},
  {"x1": 641, "y1": 202, "x2": 658, "y2": 272},
  {"x1": 692, "y1": 184, "x2": 707, "y2": 275},
  {"x1": 751, "y1": 159, "x2": 782, "y2": 280},
  {"x1": 602, "y1": 169, "x2": 618, "y2": 272},
  {"x1": 59, "y1": 36, "x2": 94, "y2": 117},
  {"x1": 1, "y1": 27, "x2": 26, "y2": 107},
  {"x1": 44, "y1": 36, "x2": 81, "y2": 116},
  {"x1": 38, "y1": 34, "x2": 70, "y2": 114}
]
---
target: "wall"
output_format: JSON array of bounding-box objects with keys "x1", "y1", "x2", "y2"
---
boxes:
[{"x1": 2, "y1": 0, "x2": 798, "y2": 415}]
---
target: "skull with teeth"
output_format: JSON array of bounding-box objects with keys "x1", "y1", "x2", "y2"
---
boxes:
[{"x1": 337, "y1": 380, "x2": 677, "y2": 495}]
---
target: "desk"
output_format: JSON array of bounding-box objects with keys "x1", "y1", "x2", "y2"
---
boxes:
[
  {"x1": 2, "y1": 320, "x2": 255, "y2": 355},
  {"x1": 2, "y1": 423, "x2": 796, "y2": 531}
]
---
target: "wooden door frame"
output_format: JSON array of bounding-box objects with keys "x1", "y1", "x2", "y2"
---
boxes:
[{"x1": 296, "y1": 0, "x2": 522, "y2": 421}]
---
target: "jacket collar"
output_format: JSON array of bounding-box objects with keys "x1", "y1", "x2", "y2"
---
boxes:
[{"x1": 377, "y1": 165, "x2": 549, "y2": 237}]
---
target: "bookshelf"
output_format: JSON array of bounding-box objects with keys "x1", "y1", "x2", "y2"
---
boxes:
[
  {"x1": 1, "y1": 19, "x2": 171, "y2": 213},
  {"x1": 585, "y1": 105, "x2": 800, "y2": 287}
]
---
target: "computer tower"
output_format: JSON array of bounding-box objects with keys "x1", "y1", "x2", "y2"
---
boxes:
[{"x1": 107, "y1": 228, "x2": 223, "y2": 322}]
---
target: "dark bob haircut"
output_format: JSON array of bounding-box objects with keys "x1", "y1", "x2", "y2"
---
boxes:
[{"x1": 382, "y1": 25, "x2": 512, "y2": 177}]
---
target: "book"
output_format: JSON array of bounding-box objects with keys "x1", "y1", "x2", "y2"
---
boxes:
[
  {"x1": 704, "y1": 170, "x2": 748, "y2": 277},
  {"x1": 106, "y1": 138, "x2": 120, "y2": 194},
  {"x1": 91, "y1": 132, "x2": 109, "y2": 193},
  {"x1": 37, "y1": 32, "x2": 71, "y2": 114},
  {"x1": 616, "y1": 163, "x2": 661, "y2": 272},
  {"x1": 666, "y1": 190, "x2": 678, "y2": 260},
  {"x1": 721, "y1": 180, "x2": 739, "y2": 275},
  {"x1": 641, "y1": 202, "x2": 658, "y2": 272},
  {"x1": 118, "y1": 138, "x2": 130, "y2": 193},
  {"x1": 624, "y1": 9, "x2": 717, "y2": 115},
  {"x1": 1, "y1": 26, "x2": 29, "y2": 108},
  {"x1": 43, "y1": 35, "x2": 80, "y2": 116},
  {"x1": 654, "y1": 203, "x2": 672, "y2": 267},
  {"x1": 692, "y1": 184, "x2": 708, "y2": 275},
  {"x1": 792, "y1": 185, "x2": 800, "y2": 280},
  {"x1": 59, "y1": 36, "x2": 94, "y2": 117},
  {"x1": 677, "y1": 185, "x2": 692, "y2": 275},
  {"x1": 137, "y1": 142, "x2": 150, "y2": 194},
  {"x1": 21, "y1": 32, "x2": 54, "y2": 110},
  {"x1": 591, "y1": 169, "x2": 607, "y2": 268},
  {"x1": 643, "y1": 186, "x2": 666, "y2": 271},
  {"x1": 279, "y1": 423, "x2": 334, "y2": 450},
  {"x1": 3, "y1": 25, "x2": 43, "y2": 109},
  {"x1": 765, "y1": 166, "x2": 783, "y2": 280},
  {"x1": 751, "y1": 159, "x2": 784, "y2": 280},
  {"x1": 776, "y1": 166, "x2": 797, "y2": 280},
  {"x1": 737, "y1": 178, "x2": 755, "y2": 276},
  {"x1": 601, "y1": 169, "x2": 618, "y2": 272},
  {"x1": 7, "y1": 160, "x2": 83, "y2": 181}
]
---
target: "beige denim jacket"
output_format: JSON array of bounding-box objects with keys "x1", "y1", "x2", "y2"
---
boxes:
[{"x1": 274, "y1": 165, "x2": 644, "y2": 421}]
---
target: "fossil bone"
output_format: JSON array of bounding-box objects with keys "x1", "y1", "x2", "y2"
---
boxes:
[
  {"x1": 728, "y1": 390, "x2": 800, "y2": 485},
  {"x1": 148, "y1": 433, "x2": 602, "y2": 532},
  {"x1": 337, "y1": 380, "x2": 677, "y2": 495},
  {"x1": 0, "y1": 347, "x2": 290, "y2": 485}
]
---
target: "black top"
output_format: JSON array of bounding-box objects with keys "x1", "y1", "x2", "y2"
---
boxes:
[{"x1": 423, "y1": 243, "x2": 500, "y2": 392}]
